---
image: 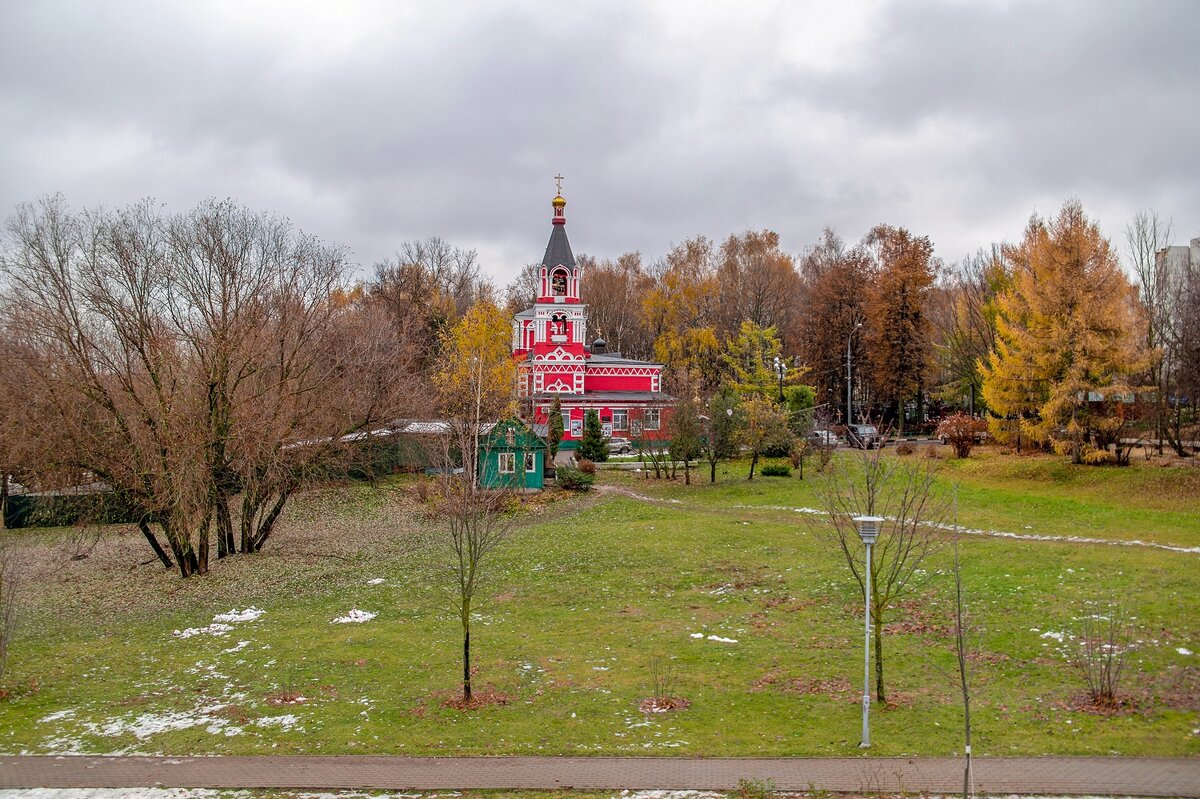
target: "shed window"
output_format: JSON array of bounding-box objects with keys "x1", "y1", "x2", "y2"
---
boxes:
[
  {"x1": 505, "y1": 428, "x2": 515, "y2": 446},
  {"x1": 524, "y1": 452, "x2": 537, "y2": 472},
  {"x1": 645, "y1": 409, "x2": 661, "y2": 430},
  {"x1": 499, "y1": 453, "x2": 515, "y2": 474}
]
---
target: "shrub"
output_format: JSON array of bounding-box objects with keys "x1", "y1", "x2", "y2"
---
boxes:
[
  {"x1": 760, "y1": 464, "x2": 791, "y2": 477},
  {"x1": 922, "y1": 443, "x2": 944, "y2": 460},
  {"x1": 576, "y1": 458, "x2": 596, "y2": 475},
  {"x1": 556, "y1": 466, "x2": 594, "y2": 491},
  {"x1": 1082, "y1": 447, "x2": 1115, "y2": 465},
  {"x1": 936, "y1": 413, "x2": 988, "y2": 458},
  {"x1": 895, "y1": 441, "x2": 914, "y2": 456},
  {"x1": 1071, "y1": 606, "x2": 1132, "y2": 707}
]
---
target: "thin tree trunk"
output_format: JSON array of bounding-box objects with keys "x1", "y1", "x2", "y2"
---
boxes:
[
  {"x1": 710, "y1": 459, "x2": 717, "y2": 483},
  {"x1": 0, "y1": 473, "x2": 7, "y2": 530},
  {"x1": 197, "y1": 522, "x2": 209, "y2": 576},
  {"x1": 249, "y1": 489, "x2": 291, "y2": 552},
  {"x1": 873, "y1": 602, "x2": 886, "y2": 703},
  {"x1": 215, "y1": 500, "x2": 234, "y2": 558},
  {"x1": 138, "y1": 520, "x2": 174, "y2": 570},
  {"x1": 462, "y1": 603, "x2": 472, "y2": 701},
  {"x1": 748, "y1": 452, "x2": 758, "y2": 480}
]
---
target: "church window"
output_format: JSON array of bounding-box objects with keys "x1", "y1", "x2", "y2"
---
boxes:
[
  {"x1": 562, "y1": 412, "x2": 571, "y2": 434},
  {"x1": 552, "y1": 269, "x2": 567, "y2": 295},
  {"x1": 612, "y1": 410, "x2": 628, "y2": 430},
  {"x1": 498, "y1": 453, "x2": 515, "y2": 474},
  {"x1": 645, "y1": 409, "x2": 661, "y2": 430}
]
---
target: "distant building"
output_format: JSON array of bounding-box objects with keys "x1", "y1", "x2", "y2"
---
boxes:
[
  {"x1": 511, "y1": 189, "x2": 671, "y2": 451},
  {"x1": 1156, "y1": 236, "x2": 1200, "y2": 273},
  {"x1": 478, "y1": 417, "x2": 547, "y2": 491}
]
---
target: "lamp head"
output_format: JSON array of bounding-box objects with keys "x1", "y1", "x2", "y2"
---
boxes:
[{"x1": 852, "y1": 515, "x2": 884, "y2": 545}]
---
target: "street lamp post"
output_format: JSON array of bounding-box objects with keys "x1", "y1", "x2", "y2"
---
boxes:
[
  {"x1": 846, "y1": 322, "x2": 863, "y2": 425},
  {"x1": 853, "y1": 514, "x2": 883, "y2": 748},
  {"x1": 773, "y1": 355, "x2": 785, "y2": 402}
]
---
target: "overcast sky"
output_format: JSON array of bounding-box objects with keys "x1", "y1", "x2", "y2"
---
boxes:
[{"x1": 2, "y1": 0, "x2": 1196, "y2": 284}]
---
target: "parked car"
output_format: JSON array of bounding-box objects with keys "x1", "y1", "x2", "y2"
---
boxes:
[
  {"x1": 846, "y1": 424, "x2": 881, "y2": 449},
  {"x1": 607, "y1": 436, "x2": 634, "y2": 455},
  {"x1": 807, "y1": 428, "x2": 840, "y2": 447}
]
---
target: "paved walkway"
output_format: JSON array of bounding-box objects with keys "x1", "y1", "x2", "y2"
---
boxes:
[{"x1": 2, "y1": 755, "x2": 1198, "y2": 796}]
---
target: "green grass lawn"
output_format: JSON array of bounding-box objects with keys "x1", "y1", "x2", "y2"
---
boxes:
[{"x1": 1, "y1": 450, "x2": 1197, "y2": 758}]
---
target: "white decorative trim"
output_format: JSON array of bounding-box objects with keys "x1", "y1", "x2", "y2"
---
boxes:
[{"x1": 586, "y1": 366, "x2": 661, "y2": 377}]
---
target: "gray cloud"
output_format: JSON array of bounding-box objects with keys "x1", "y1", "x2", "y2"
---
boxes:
[{"x1": 1, "y1": 0, "x2": 1196, "y2": 284}]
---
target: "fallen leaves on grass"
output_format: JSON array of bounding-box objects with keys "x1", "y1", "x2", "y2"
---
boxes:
[
  {"x1": 751, "y1": 670, "x2": 854, "y2": 700},
  {"x1": 440, "y1": 687, "x2": 512, "y2": 710},
  {"x1": 639, "y1": 696, "x2": 691, "y2": 713}
]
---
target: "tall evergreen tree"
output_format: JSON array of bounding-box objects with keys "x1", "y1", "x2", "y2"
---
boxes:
[
  {"x1": 578, "y1": 409, "x2": 608, "y2": 462},
  {"x1": 547, "y1": 395, "x2": 564, "y2": 464}
]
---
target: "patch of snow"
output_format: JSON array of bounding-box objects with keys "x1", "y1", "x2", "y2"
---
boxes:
[
  {"x1": 706, "y1": 635, "x2": 738, "y2": 644},
  {"x1": 593, "y1": 666, "x2": 610, "y2": 671},
  {"x1": 332, "y1": 609, "x2": 377, "y2": 624},
  {"x1": 221, "y1": 640, "x2": 250, "y2": 654},
  {"x1": 38, "y1": 709, "x2": 76, "y2": 724},
  {"x1": 689, "y1": 633, "x2": 704, "y2": 639},
  {"x1": 1040, "y1": 631, "x2": 1065, "y2": 642},
  {"x1": 173, "y1": 608, "x2": 264, "y2": 639},
  {"x1": 173, "y1": 623, "x2": 234, "y2": 639},
  {"x1": 366, "y1": 577, "x2": 386, "y2": 585},
  {"x1": 254, "y1": 713, "x2": 302, "y2": 731},
  {"x1": 89, "y1": 706, "x2": 232, "y2": 740},
  {"x1": 212, "y1": 607, "x2": 265, "y2": 624},
  {"x1": 1178, "y1": 647, "x2": 1194, "y2": 656},
  {"x1": 736, "y1": 503, "x2": 1200, "y2": 554}
]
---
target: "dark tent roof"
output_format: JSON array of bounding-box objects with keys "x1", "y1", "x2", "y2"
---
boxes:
[{"x1": 541, "y1": 224, "x2": 576, "y2": 270}]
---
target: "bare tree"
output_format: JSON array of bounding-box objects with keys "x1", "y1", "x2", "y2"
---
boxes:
[
  {"x1": 432, "y1": 432, "x2": 517, "y2": 704},
  {"x1": 1071, "y1": 605, "x2": 1132, "y2": 707},
  {"x1": 1125, "y1": 211, "x2": 1174, "y2": 453},
  {"x1": 0, "y1": 196, "x2": 417, "y2": 577},
  {"x1": 0, "y1": 540, "x2": 20, "y2": 680},
  {"x1": 813, "y1": 435, "x2": 950, "y2": 702}
]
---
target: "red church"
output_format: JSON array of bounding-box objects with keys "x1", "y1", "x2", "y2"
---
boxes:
[{"x1": 512, "y1": 189, "x2": 671, "y2": 452}]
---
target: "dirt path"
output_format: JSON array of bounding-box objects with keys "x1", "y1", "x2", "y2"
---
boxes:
[{"x1": 595, "y1": 484, "x2": 1200, "y2": 555}]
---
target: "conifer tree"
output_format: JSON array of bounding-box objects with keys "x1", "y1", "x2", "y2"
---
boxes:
[
  {"x1": 547, "y1": 395, "x2": 564, "y2": 463},
  {"x1": 578, "y1": 409, "x2": 608, "y2": 461},
  {"x1": 980, "y1": 200, "x2": 1150, "y2": 463}
]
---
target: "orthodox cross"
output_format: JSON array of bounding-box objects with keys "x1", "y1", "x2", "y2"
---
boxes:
[{"x1": 554, "y1": 173, "x2": 564, "y2": 193}]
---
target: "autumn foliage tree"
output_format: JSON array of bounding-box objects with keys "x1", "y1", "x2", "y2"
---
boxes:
[
  {"x1": 797, "y1": 230, "x2": 873, "y2": 421},
  {"x1": 980, "y1": 201, "x2": 1151, "y2": 463},
  {"x1": 865, "y1": 225, "x2": 938, "y2": 434},
  {"x1": 737, "y1": 396, "x2": 791, "y2": 480}
]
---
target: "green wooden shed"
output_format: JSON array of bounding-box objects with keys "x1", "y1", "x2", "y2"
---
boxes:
[{"x1": 478, "y1": 417, "x2": 547, "y2": 491}]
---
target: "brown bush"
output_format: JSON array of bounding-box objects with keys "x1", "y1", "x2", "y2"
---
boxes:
[
  {"x1": 895, "y1": 441, "x2": 914, "y2": 456},
  {"x1": 936, "y1": 413, "x2": 988, "y2": 458},
  {"x1": 577, "y1": 458, "x2": 596, "y2": 474},
  {"x1": 923, "y1": 443, "x2": 944, "y2": 460}
]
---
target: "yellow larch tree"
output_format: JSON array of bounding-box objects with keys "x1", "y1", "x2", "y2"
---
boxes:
[{"x1": 980, "y1": 200, "x2": 1151, "y2": 463}]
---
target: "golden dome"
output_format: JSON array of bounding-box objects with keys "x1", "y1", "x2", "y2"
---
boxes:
[{"x1": 552, "y1": 194, "x2": 566, "y2": 208}]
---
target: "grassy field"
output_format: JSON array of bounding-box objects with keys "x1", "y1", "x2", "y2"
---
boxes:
[{"x1": 0, "y1": 448, "x2": 1196, "y2": 759}]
